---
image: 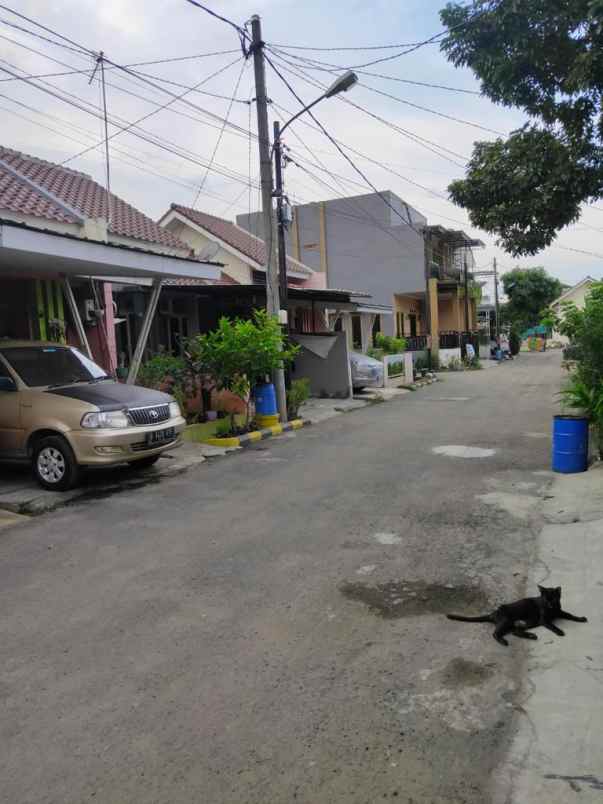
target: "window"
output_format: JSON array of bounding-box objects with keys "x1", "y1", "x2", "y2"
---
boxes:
[
  {"x1": 396, "y1": 312, "x2": 404, "y2": 338},
  {"x1": 372, "y1": 315, "x2": 381, "y2": 346},
  {"x1": 408, "y1": 314, "x2": 417, "y2": 338},
  {"x1": 0, "y1": 346, "x2": 108, "y2": 387},
  {"x1": 351, "y1": 314, "x2": 362, "y2": 350}
]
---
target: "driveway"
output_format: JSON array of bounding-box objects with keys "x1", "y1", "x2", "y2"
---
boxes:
[{"x1": 0, "y1": 353, "x2": 561, "y2": 804}]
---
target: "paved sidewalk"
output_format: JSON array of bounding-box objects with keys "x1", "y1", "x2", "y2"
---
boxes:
[{"x1": 494, "y1": 464, "x2": 603, "y2": 803}]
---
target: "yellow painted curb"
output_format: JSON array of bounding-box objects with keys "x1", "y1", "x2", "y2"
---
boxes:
[
  {"x1": 268, "y1": 424, "x2": 283, "y2": 436},
  {"x1": 290, "y1": 419, "x2": 304, "y2": 430},
  {"x1": 256, "y1": 414, "x2": 280, "y2": 428},
  {"x1": 246, "y1": 430, "x2": 263, "y2": 442},
  {"x1": 204, "y1": 436, "x2": 241, "y2": 448}
]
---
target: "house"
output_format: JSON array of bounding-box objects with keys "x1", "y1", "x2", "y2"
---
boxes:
[
  {"x1": 158, "y1": 203, "x2": 326, "y2": 289},
  {"x1": 157, "y1": 203, "x2": 384, "y2": 347},
  {"x1": 550, "y1": 276, "x2": 597, "y2": 344},
  {"x1": 0, "y1": 146, "x2": 220, "y2": 378},
  {"x1": 236, "y1": 191, "x2": 483, "y2": 361}
]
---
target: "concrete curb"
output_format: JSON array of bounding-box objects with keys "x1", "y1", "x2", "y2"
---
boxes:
[{"x1": 204, "y1": 418, "x2": 308, "y2": 449}]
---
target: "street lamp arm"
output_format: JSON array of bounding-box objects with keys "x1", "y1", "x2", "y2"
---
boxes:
[{"x1": 278, "y1": 94, "x2": 326, "y2": 139}]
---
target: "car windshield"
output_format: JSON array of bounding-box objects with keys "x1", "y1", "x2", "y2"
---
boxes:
[{"x1": 0, "y1": 346, "x2": 109, "y2": 388}]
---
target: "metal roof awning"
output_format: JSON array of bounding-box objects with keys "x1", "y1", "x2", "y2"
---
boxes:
[
  {"x1": 0, "y1": 220, "x2": 222, "y2": 282},
  {"x1": 355, "y1": 303, "x2": 393, "y2": 316},
  {"x1": 169, "y1": 283, "x2": 372, "y2": 307},
  {"x1": 425, "y1": 225, "x2": 485, "y2": 249}
]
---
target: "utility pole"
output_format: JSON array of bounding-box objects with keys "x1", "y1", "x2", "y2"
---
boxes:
[
  {"x1": 463, "y1": 255, "x2": 470, "y2": 332},
  {"x1": 273, "y1": 120, "x2": 289, "y2": 316},
  {"x1": 250, "y1": 14, "x2": 287, "y2": 423},
  {"x1": 493, "y1": 257, "x2": 500, "y2": 339}
]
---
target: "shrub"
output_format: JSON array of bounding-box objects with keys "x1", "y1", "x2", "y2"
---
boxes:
[
  {"x1": 287, "y1": 377, "x2": 311, "y2": 419},
  {"x1": 447, "y1": 357, "x2": 464, "y2": 371},
  {"x1": 187, "y1": 309, "x2": 299, "y2": 431},
  {"x1": 374, "y1": 333, "x2": 406, "y2": 354},
  {"x1": 215, "y1": 418, "x2": 234, "y2": 438},
  {"x1": 137, "y1": 354, "x2": 186, "y2": 390}
]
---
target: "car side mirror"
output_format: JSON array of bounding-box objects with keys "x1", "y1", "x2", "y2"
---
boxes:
[{"x1": 0, "y1": 376, "x2": 17, "y2": 392}]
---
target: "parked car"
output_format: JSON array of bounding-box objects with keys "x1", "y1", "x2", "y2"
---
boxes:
[
  {"x1": 0, "y1": 341, "x2": 186, "y2": 490},
  {"x1": 350, "y1": 351, "x2": 384, "y2": 390}
]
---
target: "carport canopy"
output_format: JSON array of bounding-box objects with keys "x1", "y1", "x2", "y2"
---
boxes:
[{"x1": 0, "y1": 221, "x2": 221, "y2": 381}]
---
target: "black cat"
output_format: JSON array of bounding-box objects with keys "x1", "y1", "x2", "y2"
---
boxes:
[{"x1": 446, "y1": 585, "x2": 587, "y2": 647}]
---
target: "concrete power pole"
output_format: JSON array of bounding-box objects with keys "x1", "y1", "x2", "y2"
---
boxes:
[{"x1": 250, "y1": 14, "x2": 288, "y2": 422}]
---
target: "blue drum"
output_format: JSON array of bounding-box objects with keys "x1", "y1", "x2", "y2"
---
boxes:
[{"x1": 552, "y1": 415, "x2": 589, "y2": 473}]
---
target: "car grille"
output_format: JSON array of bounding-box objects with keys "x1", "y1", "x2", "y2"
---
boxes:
[{"x1": 128, "y1": 404, "x2": 170, "y2": 426}]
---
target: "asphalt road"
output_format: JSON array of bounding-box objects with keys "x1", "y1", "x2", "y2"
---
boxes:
[{"x1": 0, "y1": 352, "x2": 562, "y2": 804}]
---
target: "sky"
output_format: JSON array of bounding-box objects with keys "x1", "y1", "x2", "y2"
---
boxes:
[{"x1": 1, "y1": 0, "x2": 602, "y2": 297}]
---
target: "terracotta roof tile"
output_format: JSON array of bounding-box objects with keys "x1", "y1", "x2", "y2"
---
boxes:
[
  {"x1": 170, "y1": 203, "x2": 313, "y2": 276},
  {"x1": 0, "y1": 146, "x2": 189, "y2": 251}
]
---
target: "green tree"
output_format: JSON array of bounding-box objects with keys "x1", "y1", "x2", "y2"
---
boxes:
[
  {"x1": 500, "y1": 267, "x2": 563, "y2": 331},
  {"x1": 552, "y1": 281, "x2": 603, "y2": 455},
  {"x1": 440, "y1": 1, "x2": 603, "y2": 256},
  {"x1": 187, "y1": 310, "x2": 298, "y2": 431}
]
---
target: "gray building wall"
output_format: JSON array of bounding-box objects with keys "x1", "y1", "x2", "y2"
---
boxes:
[{"x1": 237, "y1": 191, "x2": 426, "y2": 337}]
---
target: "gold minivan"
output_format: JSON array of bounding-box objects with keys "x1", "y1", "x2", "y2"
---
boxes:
[{"x1": 0, "y1": 341, "x2": 185, "y2": 490}]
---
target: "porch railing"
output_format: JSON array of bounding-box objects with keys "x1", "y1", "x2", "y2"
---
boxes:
[
  {"x1": 404, "y1": 334, "x2": 428, "y2": 352},
  {"x1": 439, "y1": 331, "x2": 480, "y2": 356}
]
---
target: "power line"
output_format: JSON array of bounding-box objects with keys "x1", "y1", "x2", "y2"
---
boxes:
[
  {"x1": 192, "y1": 59, "x2": 247, "y2": 207},
  {"x1": 0, "y1": 45, "x2": 242, "y2": 83},
  {"x1": 0, "y1": 63, "x2": 258, "y2": 189},
  {"x1": 265, "y1": 53, "x2": 424, "y2": 236},
  {"x1": 271, "y1": 46, "x2": 482, "y2": 96},
  {"x1": 0, "y1": 5, "x2": 94, "y2": 55},
  {"x1": 266, "y1": 50, "x2": 468, "y2": 166},
  {"x1": 553, "y1": 244, "x2": 603, "y2": 259},
  {"x1": 60, "y1": 55, "x2": 243, "y2": 165},
  {"x1": 0, "y1": 93, "x2": 254, "y2": 206},
  {"x1": 0, "y1": 14, "x2": 90, "y2": 56},
  {"x1": 269, "y1": 40, "x2": 441, "y2": 52},
  {"x1": 0, "y1": 35, "x2": 257, "y2": 145}
]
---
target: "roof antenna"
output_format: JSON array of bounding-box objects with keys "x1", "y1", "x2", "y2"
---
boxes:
[{"x1": 90, "y1": 51, "x2": 112, "y2": 230}]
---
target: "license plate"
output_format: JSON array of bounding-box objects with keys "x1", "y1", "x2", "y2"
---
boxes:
[{"x1": 146, "y1": 427, "x2": 175, "y2": 445}]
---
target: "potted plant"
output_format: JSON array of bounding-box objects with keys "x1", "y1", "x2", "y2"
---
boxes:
[{"x1": 187, "y1": 310, "x2": 299, "y2": 438}]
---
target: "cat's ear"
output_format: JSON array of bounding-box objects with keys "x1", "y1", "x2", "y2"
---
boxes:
[{"x1": 537, "y1": 585, "x2": 545, "y2": 593}]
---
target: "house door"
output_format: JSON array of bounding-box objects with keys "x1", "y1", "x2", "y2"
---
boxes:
[{"x1": 408, "y1": 314, "x2": 417, "y2": 337}]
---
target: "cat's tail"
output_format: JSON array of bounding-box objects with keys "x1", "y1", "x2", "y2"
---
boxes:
[{"x1": 446, "y1": 613, "x2": 493, "y2": 623}]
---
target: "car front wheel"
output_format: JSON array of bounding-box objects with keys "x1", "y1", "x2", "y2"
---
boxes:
[{"x1": 33, "y1": 435, "x2": 81, "y2": 491}]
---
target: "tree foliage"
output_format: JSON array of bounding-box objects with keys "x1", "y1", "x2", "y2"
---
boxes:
[
  {"x1": 500, "y1": 267, "x2": 563, "y2": 330},
  {"x1": 551, "y1": 281, "x2": 603, "y2": 455},
  {"x1": 186, "y1": 309, "x2": 299, "y2": 429},
  {"x1": 440, "y1": 0, "x2": 603, "y2": 256}
]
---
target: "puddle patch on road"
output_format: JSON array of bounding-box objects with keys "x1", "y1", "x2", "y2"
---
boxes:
[
  {"x1": 432, "y1": 445, "x2": 496, "y2": 458},
  {"x1": 339, "y1": 580, "x2": 488, "y2": 619},
  {"x1": 373, "y1": 532, "x2": 402, "y2": 545},
  {"x1": 440, "y1": 658, "x2": 495, "y2": 689},
  {"x1": 477, "y1": 491, "x2": 540, "y2": 520}
]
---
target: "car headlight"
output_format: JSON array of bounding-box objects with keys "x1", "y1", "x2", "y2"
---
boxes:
[
  {"x1": 169, "y1": 401, "x2": 181, "y2": 419},
  {"x1": 81, "y1": 409, "x2": 129, "y2": 429}
]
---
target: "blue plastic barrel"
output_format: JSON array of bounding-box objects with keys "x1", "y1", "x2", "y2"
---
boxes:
[
  {"x1": 552, "y1": 415, "x2": 589, "y2": 473},
  {"x1": 254, "y1": 382, "x2": 277, "y2": 416}
]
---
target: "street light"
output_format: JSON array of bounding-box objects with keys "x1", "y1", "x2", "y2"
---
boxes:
[{"x1": 273, "y1": 70, "x2": 358, "y2": 316}]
